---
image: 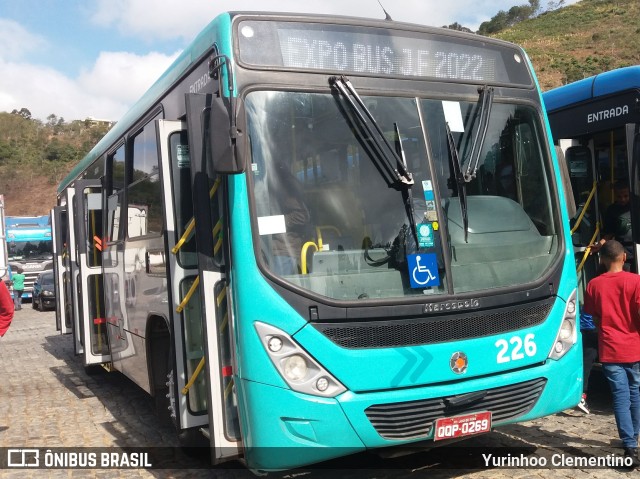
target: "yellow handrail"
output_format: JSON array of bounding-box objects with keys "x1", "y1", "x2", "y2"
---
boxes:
[
  {"x1": 224, "y1": 377, "x2": 234, "y2": 399},
  {"x1": 570, "y1": 182, "x2": 597, "y2": 235},
  {"x1": 181, "y1": 356, "x2": 205, "y2": 395},
  {"x1": 176, "y1": 276, "x2": 200, "y2": 313},
  {"x1": 216, "y1": 286, "x2": 226, "y2": 306},
  {"x1": 171, "y1": 177, "x2": 222, "y2": 254},
  {"x1": 171, "y1": 218, "x2": 195, "y2": 254},
  {"x1": 577, "y1": 223, "x2": 600, "y2": 274},
  {"x1": 301, "y1": 241, "x2": 318, "y2": 274},
  {"x1": 315, "y1": 225, "x2": 342, "y2": 250},
  {"x1": 213, "y1": 218, "x2": 223, "y2": 255}
]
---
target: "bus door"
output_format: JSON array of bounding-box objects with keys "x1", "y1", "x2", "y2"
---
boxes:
[
  {"x1": 157, "y1": 119, "x2": 210, "y2": 434},
  {"x1": 64, "y1": 187, "x2": 84, "y2": 354},
  {"x1": 161, "y1": 97, "x2": 241, "y2": 463},
  {"x1": 51, "y1": 206, "x2": 71, "y2": 334},
  {"x1": 562, "y1": 142, "x2": 599, "y2": 294},
  {"x1": 74, "y1": 179, "x2": 110, "y2": 366},
  {"x1": 628, "y1": 123, "x2": 640, "y2": 272}
]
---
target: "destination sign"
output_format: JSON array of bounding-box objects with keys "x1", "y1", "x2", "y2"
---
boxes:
[{"x1": 237, "y1": 20, "x2": 532, "y2": 86}]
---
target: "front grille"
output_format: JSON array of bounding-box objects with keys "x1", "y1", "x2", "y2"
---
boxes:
[
  {"x1": 365, "y1": 378, "x2": 546, "y2": 440},
  {"x1": 314, "y1": 300, "x2": 553, "y2": 348},
  {"x1": 23, "y1": 272, "x2": 39, "y2": 292}
]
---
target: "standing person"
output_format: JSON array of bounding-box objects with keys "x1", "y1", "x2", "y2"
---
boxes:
[
  {"x1": 602, "y1": 180, "x2": 632, "y2": 245},
  {"x1": 11, "y1": 267, "x2": 25, "y2": 311},
  {"x1": 0, "y1": 279, "x2": 14, "y2": 337},
  {"x1": 583, "y1": 240, "x2": 640, "y2": 467},
  {"x1": 591, "y1": 180, "x2": 634, "y2": 270}
]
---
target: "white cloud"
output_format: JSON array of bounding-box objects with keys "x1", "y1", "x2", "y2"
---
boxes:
[
  {"x1": 0, "y1": 18, "x2": 48, "y2": 61},
  {"x1": 78, "y1": 50, "x2": 180, "y2": 106},
  {"x1": 89, "y1": 0, "x2": 583, "y2": 39},
  {"x1": 91, "y1": 0, "x2": 219, "y2": 41},
  {"x1": 0, "y1": 0, "x2": 584, "y2": 121},
  {"x1": 0, "y1": 59, "x2": 121, "y2": 121},
  {"x1": 0, "y1": 50, "x2": 178, "y2": 122}
]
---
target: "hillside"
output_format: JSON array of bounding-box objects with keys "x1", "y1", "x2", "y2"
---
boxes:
[
  {"x1": 494, "y1": 0, "x2": 640, "y2": 89},
  {"x1": 0, "y1": 112, "x2": 110, "y2": 216},
  {"x1": 1, "y1": 0, "x2": 638, "y2": 216}
]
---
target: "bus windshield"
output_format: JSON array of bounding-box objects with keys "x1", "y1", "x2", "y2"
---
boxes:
[
  {"x1": 246, "y1": 90, "x2": 559, "y2": 300},
  {"x1": 8, "y1": 240, "x2": 53, "y2": 260}
]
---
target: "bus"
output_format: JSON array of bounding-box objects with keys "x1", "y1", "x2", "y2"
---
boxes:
[
  {"x1": 6, "y1": 215, "x2": 53, "y2": 298},
  {"x1": 543, "y1": 66, "x2": 640, "y2": 290},
  {"x1": 52, "y1": 11, "x2": 581, "y2": 471}
]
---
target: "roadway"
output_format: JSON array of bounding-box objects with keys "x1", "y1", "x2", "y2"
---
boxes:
[{"x1": 0, "y1": 305, "x2": 632, "y2": 478}]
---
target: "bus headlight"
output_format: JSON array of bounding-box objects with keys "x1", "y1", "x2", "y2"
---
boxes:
[
  {"x1": 548, "y1": 289, "x2": 577, "y2": 360},
  {"x1": 255, "y1": 322, "x2": 346, "y2": 397},
  {"x1": 283, "y1": 355, "x2": 307, "y2": 381},
  {"x1": 558, "y1": 319, "x2": 574, "y2": 340},
  {"x1": 267, "y1": 336, "x2": 283, "y2": 352}
]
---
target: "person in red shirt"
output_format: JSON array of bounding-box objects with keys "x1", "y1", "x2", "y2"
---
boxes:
[
  {"x1": 0, "y1": 279, "x2": 14, "y2": 337},
  {"x1": 583, "y1": 240, "x2": 640, "y2": 468}
]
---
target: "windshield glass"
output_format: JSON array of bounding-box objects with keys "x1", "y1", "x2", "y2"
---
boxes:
[
  {"x1": 8, "y1": 240, "x2": 53, "y2": 260},
  {"x1": 246, "y1": 90, "x2": 559, "y2": 300}
]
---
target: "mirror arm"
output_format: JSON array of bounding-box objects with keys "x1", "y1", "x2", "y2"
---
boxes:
[{"x1": 209, "y1": 53, "x2": 237, "y2": 143}]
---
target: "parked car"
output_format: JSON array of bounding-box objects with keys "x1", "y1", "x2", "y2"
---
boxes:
[{"x1": 32, "y1": 270, "x2": 56, "y2": 311}]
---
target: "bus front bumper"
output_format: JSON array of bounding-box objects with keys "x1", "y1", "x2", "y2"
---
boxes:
[{"x1": 238, "y1": 346, "x2": 582, "y2": 471}]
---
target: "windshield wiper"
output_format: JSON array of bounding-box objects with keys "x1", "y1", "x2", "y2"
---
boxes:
[
  {"x1": 446, "y1": 122, "x2": 469, "y2": 243},
  {"x1": 330, "y1": 75, "x2": 420, "y2": 248},
  {"x1": 461, "y1": 85, "x2": 494, "y2": 183},
  {"x1": 329, "y1": 76, "x2": 414, "y2": 188},
  {"x1": 394, "y1": 123, "x2": 420, "y2": 248}
]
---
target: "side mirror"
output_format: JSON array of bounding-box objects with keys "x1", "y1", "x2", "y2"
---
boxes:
[{"x1": 210, "y1": 96, "x2": 245, "y2": 174}]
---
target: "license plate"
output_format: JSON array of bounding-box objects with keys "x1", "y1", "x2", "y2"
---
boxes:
[{"x1": 433, "y1": 411, "x2": 492, "y2": 441}]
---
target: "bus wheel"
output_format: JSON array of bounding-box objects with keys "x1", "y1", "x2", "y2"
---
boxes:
[
  {"x1": 84, "y1": 364, "x2": 104, "y2": 375},
  {"x1": 178, "y1": 428, "x2": 208, "y2": 456},
  {"x1": 164, "y1": 368, "x2": 178, "y2": 424}
]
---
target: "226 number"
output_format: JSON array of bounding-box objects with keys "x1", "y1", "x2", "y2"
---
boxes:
[{"x1": 495, "y1": 334, "x2": 536, "y2": 364}]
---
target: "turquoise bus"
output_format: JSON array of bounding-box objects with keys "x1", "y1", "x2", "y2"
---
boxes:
[{"x1": 52, "y1": 11, "x2": 581, "y2": 471}]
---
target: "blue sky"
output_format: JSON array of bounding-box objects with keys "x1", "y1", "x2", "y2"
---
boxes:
[{"x1": 0, "y1": 0, "x2": 580, "y2": 122}]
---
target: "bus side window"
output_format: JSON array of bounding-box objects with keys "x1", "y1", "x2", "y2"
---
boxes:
[{"x1": 128, "y1": 116, "x2": 163, "y2": 237}]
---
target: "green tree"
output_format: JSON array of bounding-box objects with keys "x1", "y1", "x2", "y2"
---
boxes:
[
  {"x1": 442, "y1": 22, "x2": 474, "y2": 33},
  {"x1": 11, "y1": 108, "x2": 32, "y2": 119},
  {"x1": 478, "y1": 0, "x2": 541, "y2": 34}
]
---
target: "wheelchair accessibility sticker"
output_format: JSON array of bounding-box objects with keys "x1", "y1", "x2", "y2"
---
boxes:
[{"x1": 407, "y1": 253, "x2": 440, "y2": 288}]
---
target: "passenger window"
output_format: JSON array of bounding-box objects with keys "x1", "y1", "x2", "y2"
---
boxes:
[
  {"x1": 169, "y1": 130, "x2": 197, "y2": 268},
  {"x1": 128, "y1": 117, "x2": 163, "y2": 237},
  {"x1": 111, "y1": 145, "x2": 126, "y2": 193}
]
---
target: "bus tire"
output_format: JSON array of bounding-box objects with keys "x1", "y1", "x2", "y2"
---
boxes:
[
  {"x1": 149, "y1": 318, "x2": 175, "y2": 426},
  {"x1": 84, "y1": 364, "x2": 104, "y2": 375},
  {"x1": 178, "y1": 428, "x2": 209, "y2": 459},
  {"x1": 154, "y1": 367, "x2": 175, "y2": 427}
]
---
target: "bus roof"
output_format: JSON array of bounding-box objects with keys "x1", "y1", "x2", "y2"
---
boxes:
[
  {"x1": 543, "y1": 65, "x2": 640, "y2": 113},
  {"x1": 58, "y1": 11, "x2": 528, "y2": 196},
  {"x1": 6, "y1": 215, "x2": 50, "y2": 228},
  {"x1": 57, "y1": 12, "x2": 230, "y2": 195}
]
